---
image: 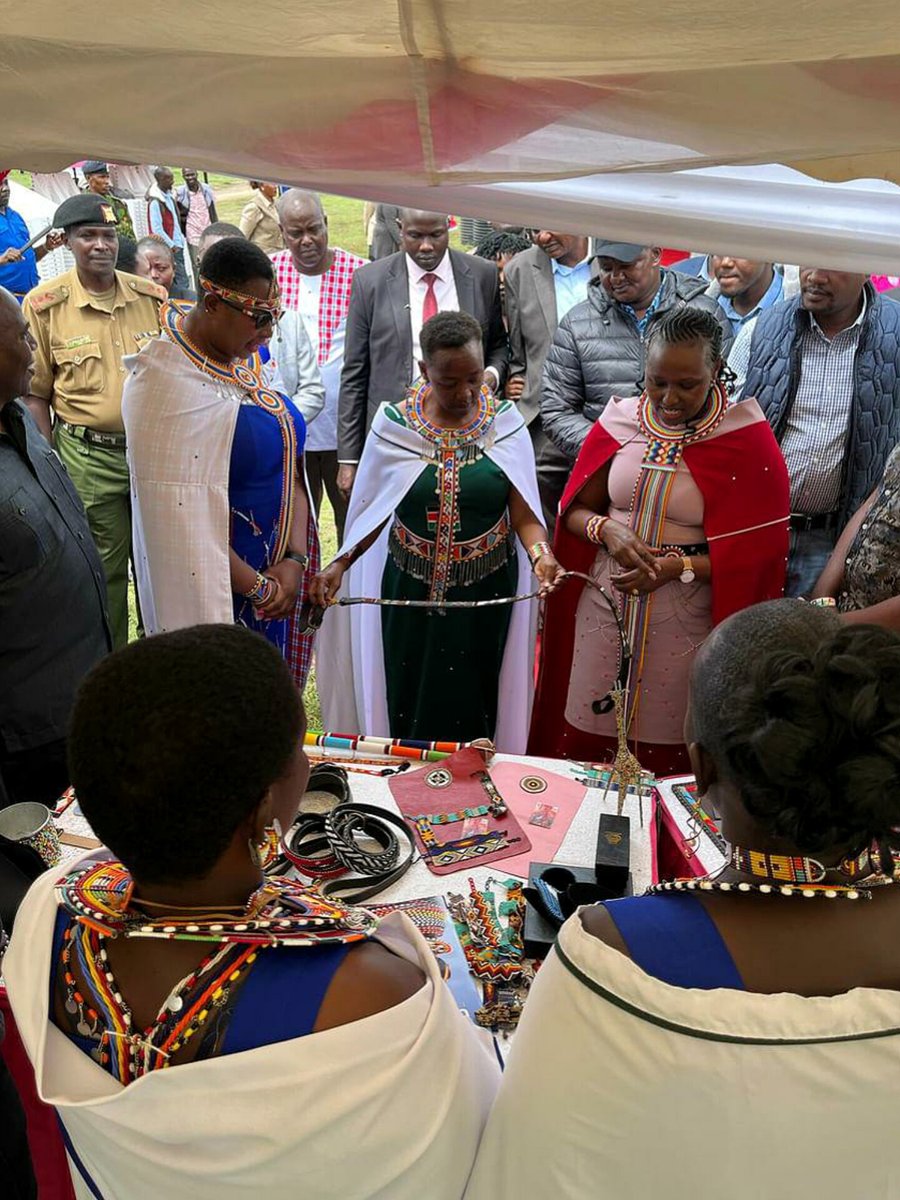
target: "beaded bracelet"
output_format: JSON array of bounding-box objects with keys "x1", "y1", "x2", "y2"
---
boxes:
[
  {"x1": 585, "y1": 514, "x2": 610, "y2": 545},
  {"x1": 529, "y1": 540, "x2": 552, "y2": 566},
  {"x1": 243, "y1": 572, "x2": 275, "y2": 606},
  {"x1": 810, "y1": 596, "x2": 837, "y2": 608}
]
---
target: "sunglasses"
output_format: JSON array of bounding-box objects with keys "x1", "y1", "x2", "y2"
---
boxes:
[{"x1": 217, "y1": 295, "x2": 283, "y2": 329}]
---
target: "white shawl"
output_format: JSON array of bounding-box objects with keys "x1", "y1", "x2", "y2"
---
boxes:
[
  {"x1": 122, "y1": 338, "x2": 239, "y2": 633},
  {"x1": 317, "y1": 401, "x2": 542, "y2": 753},
  {"x1": 466, "y1": 910, "x2": 900, "y2": 1199},
  {"x1": 5, "y1": 855, "x2": 501, "y2": 1200}
]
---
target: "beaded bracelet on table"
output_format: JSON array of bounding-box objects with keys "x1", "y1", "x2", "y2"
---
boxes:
[{"x1": 448, "y1": 878, "x2": 531, "y2": 1030}]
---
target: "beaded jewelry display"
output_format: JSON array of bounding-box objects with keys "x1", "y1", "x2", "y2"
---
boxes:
[
  {"x1": 368, "y1": 897, "x2": 452, "y2": 956},
  {"x1": 448, "y1": 878, "x2": 531, "y2": 1029}
]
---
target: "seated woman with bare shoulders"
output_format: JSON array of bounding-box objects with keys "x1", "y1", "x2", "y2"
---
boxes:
[
  {"x1": 4, "y1": 625, "x2": 498, "y2": 1200},
  {"x1": 468, "y1": 600, "x2": 900, "y2": 1199}
]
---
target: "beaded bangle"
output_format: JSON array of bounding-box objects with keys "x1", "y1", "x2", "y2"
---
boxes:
[
  {"x1": 585, "y1": 514, "x2": 610, "y2": 545},
  {"x1": 529, "y1": 540, "x2": 552, "y2": 565},
  {"x1": 243, "y1": 573, "x2": 275, "y2": 606},
  {"x1": 810, "y1": 596, "x2": 837, "y2": 608}
]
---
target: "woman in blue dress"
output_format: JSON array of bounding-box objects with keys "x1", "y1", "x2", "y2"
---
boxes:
[{"x1": 124, "y1": 237, "x2": 319, "y2": 689}]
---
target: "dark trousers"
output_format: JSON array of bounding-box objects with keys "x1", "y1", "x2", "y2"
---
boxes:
[
  {"x1": 0, "y1": 739, "x2": 69, "y2": 811},
  {"x1": 0, "y1": 1053, "x2": 37, "y2": 1200},
  {"x1": 172, "y1": 247, "x2": 190, "y2": 292},
  {"x1": 786, "y1": 527, "x2": 836, "y2": 597},
  {"x1": 531, "y1": 421, "x2": 574, "y2": 537},
  {"x1": 306, "y1": 450, "x2": 348, "y2": 545}
]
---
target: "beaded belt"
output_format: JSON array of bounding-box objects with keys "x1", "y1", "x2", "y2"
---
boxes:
[{"x1": 389, "y1": 513, "x2": 515, "y2": 588}]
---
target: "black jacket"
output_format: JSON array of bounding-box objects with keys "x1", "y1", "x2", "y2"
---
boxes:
[
  {"x1": 337, "y1": 249, "x2": 509, "y2": 462},
  {"x1": 541, "y1": 270, "x2": 733, "y2": 460}
]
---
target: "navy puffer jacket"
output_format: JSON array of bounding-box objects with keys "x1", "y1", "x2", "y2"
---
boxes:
[
  {"x1": 540, "y1": 269, "x2": 733, "y2": 461},
  {"x1": 742, "y1": 286, "x2": 900, "y2": 526}
]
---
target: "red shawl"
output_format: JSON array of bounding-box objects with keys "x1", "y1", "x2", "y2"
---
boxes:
[{"x1": 528, "y1": 400, "x2": 789, "y2": 757}]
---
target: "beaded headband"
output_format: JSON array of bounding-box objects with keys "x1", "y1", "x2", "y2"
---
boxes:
[{"x1": 199, "y1": 275, "x2": 282, "y2": 315}]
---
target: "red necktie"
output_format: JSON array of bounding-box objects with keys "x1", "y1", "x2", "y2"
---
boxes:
[{"x1": 422, "y1": 272, "x2": 438, "y2": 324}]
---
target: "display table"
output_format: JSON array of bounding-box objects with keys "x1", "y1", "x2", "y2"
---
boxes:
[{"x1": 56, "y1": 752, "x2": 655, "y2": 895}]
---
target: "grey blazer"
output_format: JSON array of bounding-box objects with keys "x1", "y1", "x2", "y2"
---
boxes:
[
  {"x1": 337, "y1": 249, "x2": 509, "y2": 462},
  {"x1": 503, "y1": 245, "x2": 599, "y2": 426},
  {"x1": 370, "y1": 204, "x2": 402, "y2": 259}
]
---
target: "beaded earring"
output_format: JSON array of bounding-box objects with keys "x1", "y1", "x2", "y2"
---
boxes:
[{"x1": 248, "y1": 819, "x2": 282, "y2": 869}]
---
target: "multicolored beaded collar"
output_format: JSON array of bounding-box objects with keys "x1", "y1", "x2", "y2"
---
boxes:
[
  {"x1": 57, "y1": 858, "x2": 377, "y2": 944},
  {"x1": 405, "y1": 378, "x2": 495, "y2": 450},
  {"x1": 637, "y1": 379, "x2": 729, "y2": 449}
]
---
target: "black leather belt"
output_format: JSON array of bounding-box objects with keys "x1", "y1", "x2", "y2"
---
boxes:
[
  {"x1": 282, "y1": 803, "x2": 416, "y2": 904},
  {"x1": 58, "y1": 420, "x2": 127, "y2": 449},
  {"x1": 790, "y1": 512, "x2": 838, "y2": 533},
  {"x1": 659, "y1": 542, "x2": 708, "y2": 557}
]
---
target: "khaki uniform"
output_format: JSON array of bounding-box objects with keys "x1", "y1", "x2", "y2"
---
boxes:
[{"x1": 22, "y1": 269, "x2": 164, "y2": 647}]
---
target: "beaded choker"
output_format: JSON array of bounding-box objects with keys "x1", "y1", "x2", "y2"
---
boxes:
[
  {"x1": 57, "y1": 859, "x2": 377, "y2": 944},
  {"x1": 728, "y1": 843, "x2": 893, "y2": 885},
  {"x1": 636, "y1": 379, "x2": 729, "y2": 449},
  {"x1": 405, "y1": 379, "x2": 495, "y2": 457}
]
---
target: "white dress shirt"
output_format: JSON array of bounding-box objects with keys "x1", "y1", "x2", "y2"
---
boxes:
[
  {"x1": 406, "y1": 252, "x2": 499, "y2": 389},
  {"x1": 407, "y1": 252, "x2": 459, "y2": 379}
]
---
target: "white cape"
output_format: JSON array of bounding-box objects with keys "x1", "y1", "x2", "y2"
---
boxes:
[
  {"x1": 5, "y1": 854, "x2": 501, "y2": 1200},
  {"x1": 317, "y1": 401, "x2": 541, "y2": 753},
  {"x1": 466, "y1": 910, "x2": 900, "y2": 1199},
  {"x1": 122, "y1": 338, "x2": 239, "y2": 633}
]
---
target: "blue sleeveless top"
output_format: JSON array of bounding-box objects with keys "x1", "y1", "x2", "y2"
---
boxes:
[
  {"x1": 50, "y1": 910, "x2": 350, "y2": 1065},
  {"x1": 601, "y1": 893, "x2": 745, "y2": 989}
]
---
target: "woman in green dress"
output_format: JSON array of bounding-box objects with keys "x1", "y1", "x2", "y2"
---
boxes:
[{"x1": 311, "y1": 311, "x2": 562, "y2": 751}]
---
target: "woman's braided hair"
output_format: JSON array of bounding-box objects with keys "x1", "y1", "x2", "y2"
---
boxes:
[
  {"x1": 645, "y1": 306, "x2": 731, "y2": 383},
  {"x1": 692, "y1": 601, "x2": 900, "y2": 860}
]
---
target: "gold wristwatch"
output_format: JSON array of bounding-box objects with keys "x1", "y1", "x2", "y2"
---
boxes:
[{"x1": 679, "y1": 556, "x2": 696, "y2": 584}]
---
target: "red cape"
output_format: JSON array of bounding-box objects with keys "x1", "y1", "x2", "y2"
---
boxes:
[{"x1": 528, "y1": 404, "x2": 789, "y2": 757}]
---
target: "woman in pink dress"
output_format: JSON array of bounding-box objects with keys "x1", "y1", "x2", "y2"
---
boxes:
[{"x1": 530, "y1": 307, "x2": 790, "y2": 774}]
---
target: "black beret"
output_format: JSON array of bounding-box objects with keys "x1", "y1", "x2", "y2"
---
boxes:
[
  {"x1": 54, "y1": 193, "x2": 119, "y2": 231},
  {"x1": 81, "y1": 161, "x2": 109, "y2": 175}
]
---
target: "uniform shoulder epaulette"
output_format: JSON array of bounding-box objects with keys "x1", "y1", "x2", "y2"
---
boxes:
[
  {"x1": 27, "y1": 285, "x2": 69, "y2": 313},
  {"x1": 121, "y1": 273, "x2": 168, "y2": 302}
]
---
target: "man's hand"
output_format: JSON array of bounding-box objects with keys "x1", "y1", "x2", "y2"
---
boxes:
[
  {"x1": 45, "y1": 231, "x2": 65, "y2": 252},
  {"x1": 505, "y1": 375, "x2": 526, "y2": 401},
  {"x1": 337, "y1": 464, "x2": 356, "y2": 499},
  {"x1": 0, "y1": 247, "x2": 22, "y2": 264}
]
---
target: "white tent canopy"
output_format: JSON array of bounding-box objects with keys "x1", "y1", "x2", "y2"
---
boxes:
[{"x1": 3, "y1": 1, "x2": 900, "y2": 270}]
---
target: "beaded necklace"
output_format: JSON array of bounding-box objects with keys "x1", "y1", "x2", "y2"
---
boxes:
[
  {"x1": 57, "y1": 859, "x2": 377, "y2": 943},
  {"x1": 161, "y1": 300, "x2": 297, "y2": 565},
  {"x1": 621, "y1": 381, "x2": 729, "y2": 731},
  {"x1": 404, "y1": 380, "x2": 496, "y2": 605},
  {"x1": 56, "y1": 860, "x2": 378, "y2": 1081}
]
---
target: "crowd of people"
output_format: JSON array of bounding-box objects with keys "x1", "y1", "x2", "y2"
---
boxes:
[{"x1": 3, "y1": 166, "x2": 900, "y2": 1197}]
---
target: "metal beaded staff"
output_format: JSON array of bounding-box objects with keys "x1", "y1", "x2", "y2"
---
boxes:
[{"x1": 299, "y1": 571, "x2": 633, "y2": 720}]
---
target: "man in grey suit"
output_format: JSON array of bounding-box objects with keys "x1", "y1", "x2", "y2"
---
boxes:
[
  {"x1": 336, "y1": 209, "x2": 509, "y2": 496},
  {"x1": 503, "y1": 229, "x2": 596, "y2": 528}
]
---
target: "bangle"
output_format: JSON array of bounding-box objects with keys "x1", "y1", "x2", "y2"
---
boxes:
[
  {"x1": 810, "y1": 596, "x2": 837, "y2": 608},
  {"x1": 243, "y1": 572, "x2": 275, "y2": 605},
  {"x1": 285, "y1": 550, "x2": 309, "y2": 569},
  {"x1": 585, "y1": 514, "x2": 610, "y2": 545},
  {"x1": 528, "y1": 540, "x2": 552, "y2": 566}
]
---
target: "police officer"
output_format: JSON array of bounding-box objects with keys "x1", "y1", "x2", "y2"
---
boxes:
[
  {"x1": 81, "y1": 160, "x2": 136, "y2": 241},
  {"x1": 22, "y1": 193, "x2": 164, "y2": 648}
]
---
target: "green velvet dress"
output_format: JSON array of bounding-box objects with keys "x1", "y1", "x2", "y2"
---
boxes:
[{"x1": 381, "y1": 410, "x2": 518, "y2": 742}]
